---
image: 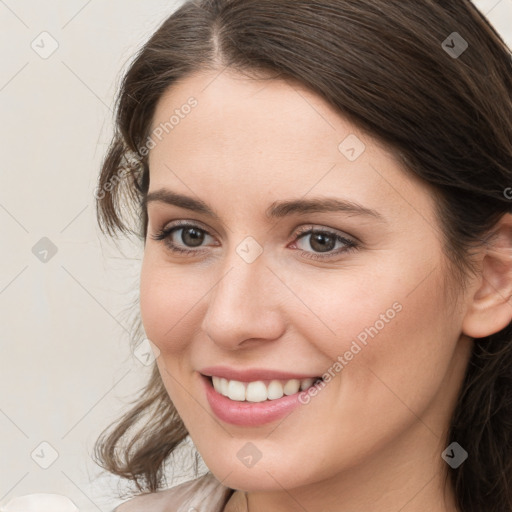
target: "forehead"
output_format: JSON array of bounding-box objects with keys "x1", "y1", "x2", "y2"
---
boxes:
[
  {"x1": 147, "y1": 69, "x2": 437, "y2": 228},
  {"x1": 149, "y1": 70, "x2": 346, "y2": 166}
]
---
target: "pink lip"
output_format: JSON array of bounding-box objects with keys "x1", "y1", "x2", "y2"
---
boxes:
[
  {"x1": 199, "y1": 365, "x2": 321, "y2": 382},
  {"x1": 200, "y1": 374, "x2": 307, "y2": 426}
]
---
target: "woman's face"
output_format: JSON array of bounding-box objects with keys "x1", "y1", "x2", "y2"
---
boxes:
[{"x1": 140, "y1": 70, "x2": 473, "y2": 494}]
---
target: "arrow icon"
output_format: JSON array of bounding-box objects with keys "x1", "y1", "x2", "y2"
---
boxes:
[
  {"x1": 338, "y1": 134, "x2": 365, "y2": 161},
  {"x1": 32, "y1": 237, "x2": 58, "y2": 263},
  {"x1": 31, "y1": 441, "x2": 59, "y2": 468},
  {"x1": 441, "y1": 441, "x2": 468, "y2": 468},
  {"x1": 442, "y1": 32, "x2": 468, "y2": 59},
  {"x1": 237, "y1": 441, "x2": 263, "y2": 467},
  {"x1": 236, "y1": 237, "x2": 263, "y2": 263},
  {"x1": 31, "y1": 31, "x2": 59, "y2": 59}
]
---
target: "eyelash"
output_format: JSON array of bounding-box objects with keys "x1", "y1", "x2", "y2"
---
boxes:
[{"x1": 150, "y1": 220, "x2": 359, "y2": 261}]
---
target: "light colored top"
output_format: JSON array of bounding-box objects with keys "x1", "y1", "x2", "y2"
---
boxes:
[
  {"x1": 113, "y1": 472, "x2": 248, "y2": 512},
  {"x1": 0, "y1": 494, "x2": 79, "y2": 511}
]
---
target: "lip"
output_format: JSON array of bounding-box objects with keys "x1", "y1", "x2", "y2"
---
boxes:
[
  {"x1": 199, "y1": 365, "x2": 322, "y2": 382},
  {"x1": 200, "y1": 373, "x2": 309, "y2": 426}
]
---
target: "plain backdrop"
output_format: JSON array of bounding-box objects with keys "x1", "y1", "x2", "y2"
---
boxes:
[{"x1": 0, "y1": 1, "x2": 511, "y2": 511}]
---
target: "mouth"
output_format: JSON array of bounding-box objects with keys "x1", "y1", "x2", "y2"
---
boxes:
[
  {"x1": 200, "y1": 371, "x2": 327, "y2": 426},
  {"x1": 203, "y1": 374, "x2": 324, "y2": 403}
]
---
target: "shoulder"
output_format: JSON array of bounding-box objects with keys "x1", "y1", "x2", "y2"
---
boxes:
[{"x1": 113, "y1": 472, "x2": 234, "y2": 512}]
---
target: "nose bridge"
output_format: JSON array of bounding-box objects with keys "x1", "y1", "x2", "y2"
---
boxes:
[{"x1": 202, "y1": 245, "x2": 284, "y2": 347}]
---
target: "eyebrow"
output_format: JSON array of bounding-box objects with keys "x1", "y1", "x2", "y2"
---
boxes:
[{"x1": 144, "y1": 189, "x2": 385, "y2": 222}]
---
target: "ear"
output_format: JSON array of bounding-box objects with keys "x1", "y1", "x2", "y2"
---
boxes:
[{"x1": 462, "y1": 213, "x2": 512, "y2": 339}]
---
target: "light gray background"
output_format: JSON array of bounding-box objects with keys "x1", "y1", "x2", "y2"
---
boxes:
[{"x1": 0, "y1": 1, "x2": 511, "y2": 511}]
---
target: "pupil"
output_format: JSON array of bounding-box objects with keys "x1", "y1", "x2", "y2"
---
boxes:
[
  {"x1": 310, "y1": 232, "x2": 334, "y2": 253},
  {"x1": 182, "y1": 228, "x2": 205, "y2": 247}
]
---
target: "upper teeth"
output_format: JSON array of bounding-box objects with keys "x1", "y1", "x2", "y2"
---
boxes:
[{"x1": 211, "y1": 376, "x2": 319, "y2": 402}]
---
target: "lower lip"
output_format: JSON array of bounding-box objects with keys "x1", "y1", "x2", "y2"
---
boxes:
[{"x1": 201, "y1": 374, "x2": 307, "y2": 426}]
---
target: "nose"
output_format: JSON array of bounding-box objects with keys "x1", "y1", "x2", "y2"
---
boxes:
[{"x1": 201, "y1": 250, "x2": 286, "y2": 350}]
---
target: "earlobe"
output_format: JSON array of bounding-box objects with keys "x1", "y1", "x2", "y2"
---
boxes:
[{"x1": 462, "y1": 213, "x2": 512, "y2": 339}]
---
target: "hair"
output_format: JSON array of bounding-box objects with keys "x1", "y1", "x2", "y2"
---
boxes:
[{"x1": 92, "y1": 0, "x2": 512, "y2": 510}]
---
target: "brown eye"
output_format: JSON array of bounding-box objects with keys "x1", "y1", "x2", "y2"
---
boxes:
[
  {"x1": 180, "y1": 227, "x2": 206, "y2": 247},
  {"x1": 151, "y1": 222, "x2": 217, "y2": 255},
  {"x1": 308, "y1": 232, "x2": 336, "y2": 253},
  {"x1": 292, "y1": 227, "x2": 358, "y2": 261}
]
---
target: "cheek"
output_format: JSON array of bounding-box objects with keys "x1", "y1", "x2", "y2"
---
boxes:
[
  {"x1": 139, "y1": 253, "x2": 204, "y2": 354},
  {"x1": 332, "y1": 265, "x2": 459, "y2": 431},
  {"x1": 289, "y1": 252, "x2": 455, "y2": 394},
  {"x1": 276, "y1": 262, "x2": 406, "y2": 353}
]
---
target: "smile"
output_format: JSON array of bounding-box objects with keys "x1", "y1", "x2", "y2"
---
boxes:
[
  {"x1": 200, "y1": 371, "x2": 325, "y2": 426},
  {"x1": 211, "y1": 376, "x2": 323, "y2": 403}
]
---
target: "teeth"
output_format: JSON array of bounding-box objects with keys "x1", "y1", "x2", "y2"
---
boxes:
[
  {"x1": 211, "y1": 376, "x2": 320, "y2": 403},
  {"x1": 246, "y1": 381, "x2": 267, "y2": 402},
  {"x1": 283, "y1": 379, "x2": 300, "y2": 395},
  {"x1": 267, "y1": 380, "x2": 284, "y2": 400},
  {"x1": 212, "y1": 377, "x2": 222, "y2": 393},
  {"x1": 220, "y1": 377, "x2": 229, "y2": 396},
  {"x1": 300, "y1": 378, "x2": 314, "y2": 391},
  {"x1": 227, "y1": 380, "x2": 246, "y2": 401}
]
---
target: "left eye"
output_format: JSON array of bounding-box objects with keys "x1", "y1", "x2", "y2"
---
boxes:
[{"x1": 292, "y1": 229, "x2": 357, "y2": 257}]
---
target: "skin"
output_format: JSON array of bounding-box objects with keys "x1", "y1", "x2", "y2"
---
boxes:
[{"x1": 139, "y1": 69, "x2": 512, "y2": 512}]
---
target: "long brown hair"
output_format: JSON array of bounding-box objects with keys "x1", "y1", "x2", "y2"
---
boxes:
[{"x1": 93, "y1": 1, "x2": 512, "y2": 510}]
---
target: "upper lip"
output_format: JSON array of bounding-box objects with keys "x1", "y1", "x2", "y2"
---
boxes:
[{"x1": 199, "y1": 366, "x2": 322, "y2": 382}]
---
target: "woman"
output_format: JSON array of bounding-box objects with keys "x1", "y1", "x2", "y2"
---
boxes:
[{"x1": 93, "y1": 1, "x2": 512, "y2": 511}]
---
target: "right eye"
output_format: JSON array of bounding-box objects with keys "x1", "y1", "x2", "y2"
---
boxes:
[{"x1": 151, "y1": 221, "x2": 218, "y2": 255}]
